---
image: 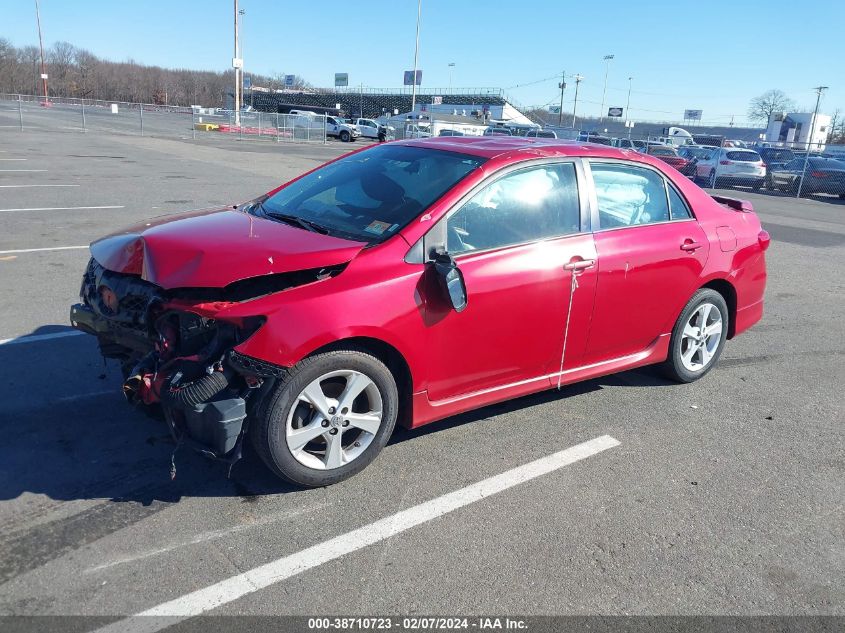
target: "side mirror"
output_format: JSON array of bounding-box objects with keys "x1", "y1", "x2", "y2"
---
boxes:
[{"x1": 431, "y1": 251, "x2": 468, "y2": 313}]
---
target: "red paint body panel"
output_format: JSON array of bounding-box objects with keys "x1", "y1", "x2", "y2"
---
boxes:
[
  {"x1": 90, "y1": 208, "x2": 365, "y2": 288},
  {"x1": 87, "y1": 137, "x2": 767, "y2": 429}
]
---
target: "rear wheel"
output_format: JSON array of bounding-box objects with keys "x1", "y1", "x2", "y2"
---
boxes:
[
  {"x1": 339, "y1": 130, "x2": 351, "y2": 142},
  {"x1": 252, "y1": 348, "x2": 398, "y2": 487},
  {"x1": 661, "y1": 289, "x2": 728, "y2": 383}
]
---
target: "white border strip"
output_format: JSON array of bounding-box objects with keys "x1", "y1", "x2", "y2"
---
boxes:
[
  {"x1": 0, "y1": 205, "x2": 123, "y2": 213},
  {"x1": 0, "y1": 245, "x2": 88, "y2": 254},
  {"x1": 0, "y1": 331, "x2": 84, "y2": 346},
  {"x1": 93, "y1": 435, "x2": 620, "y2": 632},
  {"x1": 0, "y1": 184, "x2": 80, "y2": 188}
]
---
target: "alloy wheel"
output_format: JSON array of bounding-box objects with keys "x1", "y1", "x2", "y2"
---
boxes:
[
  {"x1": 679, "y1": 302, "x2": 723, "y2": 372},
  {"x1": 285, "y1": 369, "x2": 383, "y2": 470}
]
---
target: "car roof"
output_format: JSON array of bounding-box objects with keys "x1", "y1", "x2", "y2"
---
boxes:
[{"x1": 395, "y1": 136, "x2": 665, "y2": 165}]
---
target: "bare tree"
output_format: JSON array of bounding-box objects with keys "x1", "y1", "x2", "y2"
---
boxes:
[{"x1": 748, "y1": 89, "x2": 796, "y2": 124}]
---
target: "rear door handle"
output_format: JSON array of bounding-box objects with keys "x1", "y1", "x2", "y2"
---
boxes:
[
  {"x1": 680, "y1": 240, "x2": 702, "y2": 252},
  {"x1": 563, "y1": 258, "x2": 595, "y2": 271}
]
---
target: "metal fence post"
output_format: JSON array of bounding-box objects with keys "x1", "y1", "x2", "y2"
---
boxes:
[
  {"x1": 276, "y1": 113, "x2": 279, "y2": 143},
  {"x1": 192, "y1": 108, "x2": 196, "y2": 140},
  {"x1": 139, "y1": 103, "x2": 144, "y2": 136},
  {"x1": 258, "y1": 111, "x2": 262, "y2": 137},
  {"x1": 81, "y1": 98, "x2": 86, "y2": 131},
  {"x1": 18, "y1": 94, "x2": 23, "y2": 131},
  {"x1": 323, "y1": 114, "x2": 327, "y2": 145}
]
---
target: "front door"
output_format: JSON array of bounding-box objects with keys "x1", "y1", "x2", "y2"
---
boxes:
[{"x1": 423, "y1": 161, "x2": 598, "y2": 402}]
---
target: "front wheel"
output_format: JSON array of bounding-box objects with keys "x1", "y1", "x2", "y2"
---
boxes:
[
  {"x1": 339, "y1": 130, "x2": 351, "y2": 142},
  {"x1": 661, "y1": 289, "x2": 729, "y2": 383},
  {"x1": 252, "y1": 348, "x2": 398, "y2": 487}
]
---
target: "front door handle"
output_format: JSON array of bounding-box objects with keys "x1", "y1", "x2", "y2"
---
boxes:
[
  {"x1": 680, "y1": 240, "x2": 702, "y2": 252},
  {"x1": 563, "y1": 258, "x2": 595, "y2": 271}
]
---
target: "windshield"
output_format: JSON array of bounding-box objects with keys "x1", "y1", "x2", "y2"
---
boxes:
[{"x1": 259, "y1": 145, "x2": 486, "y2": 243}]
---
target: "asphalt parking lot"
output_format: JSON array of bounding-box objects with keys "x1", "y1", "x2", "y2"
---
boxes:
[{"x1": 0, "y1": 119, "x2": 843, "y2": 624}]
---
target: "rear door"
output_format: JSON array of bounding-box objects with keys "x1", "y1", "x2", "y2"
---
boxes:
[
  {"x1": 423, "y1": 160, "x2": 597, "y2": 401},
  {"x1": 583, "y1": 161, "x2": 709, "y2": 363}
]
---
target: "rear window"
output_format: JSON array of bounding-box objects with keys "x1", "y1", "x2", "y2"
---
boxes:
[
  {"x1": 810, "y1": 158, "x2": 845, "y2": 169},
  {"x1": 760, "y1": 149, "x2": 793, "y2": 161},
  {"x1": 651, "y1": 148, "x2": 677, "y2": 156},
  {"x1": 726, "y1": 151, "x2": 761, "y2": 162}
]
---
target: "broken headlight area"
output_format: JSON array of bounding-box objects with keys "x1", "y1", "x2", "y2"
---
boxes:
[{"x1": 69, "y1": 258, "x2": 315, "y2": 462}]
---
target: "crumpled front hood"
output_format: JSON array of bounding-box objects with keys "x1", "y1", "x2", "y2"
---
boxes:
[{"x1": 90, "y1": 207, "x2": 366, "y2": 289}]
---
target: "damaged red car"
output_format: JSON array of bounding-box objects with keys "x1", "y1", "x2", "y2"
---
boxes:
[{"x1": 71, "y1": 138, "x2": 768, "y2": 487}]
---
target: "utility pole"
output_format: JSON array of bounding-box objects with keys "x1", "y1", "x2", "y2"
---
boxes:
[
  {"x1": 599, "y1": 54, "x2": 613, "y2": 123},
  {"x1": 233, "y1": 0, "x2": 240, "y2": 127},
  {"x1": 239, "y1": 8, "x2": 245, "y2": 109},
  {"x1": 625, "y1": 76, "x2": 632, "y2": 138},
  {"x1": 798, "y1": 86, "x2": 828, "y2": 198},
  {"x1": 410, "y1": 0, "x2": 421, "y2": 114},
  {"x1": 571, "y1": 74, "x2": 583, "y2": 128},
  {"x1": 34, "y1": 0, "x2": 48, "y2": 105},
  {"x1": 558, "y1": 71, "x2": 566, "y2": 126}
]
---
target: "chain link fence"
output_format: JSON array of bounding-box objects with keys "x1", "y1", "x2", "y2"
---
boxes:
[{"x1": 0, "y1": 93, "x2": 328, "y2": 145}]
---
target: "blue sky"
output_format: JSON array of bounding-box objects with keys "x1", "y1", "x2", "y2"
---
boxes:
[{"x1": 3, "y1": 0, "x2": 842, "y2": 126}]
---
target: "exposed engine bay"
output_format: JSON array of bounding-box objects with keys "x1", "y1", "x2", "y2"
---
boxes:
[{"x1": 69, "y1": 257, "x2": 337, "y2": 473}]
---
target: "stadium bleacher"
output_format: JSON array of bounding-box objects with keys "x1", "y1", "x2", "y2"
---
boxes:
[{"x1": 245, "y1": 91, "x2": 507, "y2": 118}]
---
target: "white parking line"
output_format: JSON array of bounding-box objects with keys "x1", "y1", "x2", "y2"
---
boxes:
[
  {"x1": 0, "y1": 331, "x2": 84, "y2": 346},
  {"x1": 0, "y1": 205, "x2": 123, "y2": 213},
  {"x1": 93, "y1": 435, "x2": 620, "y2": 632},
  {"x1": 0, "y1": 245, "x2": 88, "y2": 254},
  {"x1": 0, "y1": 169, "x2": 47, "y2": 172},
  {"x1": 0, "y1": 184, "x2": 79, "y2": 188},
  {"x1": 0, "y1": 158, "x2": 27, "y2": 161}
]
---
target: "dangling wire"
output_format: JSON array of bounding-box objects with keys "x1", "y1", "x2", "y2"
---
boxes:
[{"x1": 557, "y1": 272, "x2": 579, "y2": 390}]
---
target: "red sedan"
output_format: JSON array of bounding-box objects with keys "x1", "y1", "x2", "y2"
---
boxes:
[
  {"x1": 644, "y1": 144, "x2": 694, "y2": 177},
  {"x1": 71, "y1": 137, "x2": 769, "y2": 486}
]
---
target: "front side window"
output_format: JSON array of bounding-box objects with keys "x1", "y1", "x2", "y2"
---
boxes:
[
  {"x1": 260, "y1": 145, "x2": 485, "y2": 243},
  {"x1": 591, "y1": 163, "x2": 670, "y2": 229},
  {"x1": 446, "y1": 163, "x2": 581, "y2": 254}
]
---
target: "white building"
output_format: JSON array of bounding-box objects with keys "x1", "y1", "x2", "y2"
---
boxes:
[{"x1": 765, "y1": 111, "x2": 831, "y2": 150}]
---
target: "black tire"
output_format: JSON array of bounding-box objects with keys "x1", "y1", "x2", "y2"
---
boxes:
[
  {"x1": 839, "y1": 193, "x2": 845, "y2": 200},
  {"x1": 752, "y1": 180, "x2": 763, "y2": 191},
  {"x1": 661, "y1": 288, "x2": 729, "y2": 383},
  {"x1": 339, "y1": 130, "x2": 351, "y2": 142},
  {"x1": 251, "y1": 347, "x2": 398, "y2": 487}
]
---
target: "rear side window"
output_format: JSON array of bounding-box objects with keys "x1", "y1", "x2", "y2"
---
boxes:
[
  {"x1": 447, "y1": 163, "x2": 581, "y2": 254},
  {"x1": 667, "y1": 184, "x2": 692, "y2": 219},
  {"x1": 726, "y1": 151, "x2": 761, "y2": 162},
  {"x1": 591, "y1": 163, "x2": 670, "y2": 229}
]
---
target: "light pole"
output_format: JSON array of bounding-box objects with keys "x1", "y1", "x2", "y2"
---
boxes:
[
  {"x1": 625, "y1": 76, "x2": 632, "y2": 138},
  {"x1": 239, "y1": 8, "x2": 245, "y2": 108},
  {"x1": 558, "y1": 71, "x2": 566, "y2": 126},
  {"x1": 571, "y1": 74, "x2": 583, "y2": 128},
  {"x1": 797, "y1": 86, "x2": 828, "y2": 198},
  {"x1": 410, "y1": 0, "x2": 421, "y2": 114},
  {"x1": 34, "y1": 0, "x2": 48, "y2": 104},
  {"x1": 599, "y1": 54, "x2": 614, "y2": 123},
  {"x1": 448, "y1": 62, "x2": 455, "y2": 94},
  {"x1": 233, "y1": 0, "x2": 240, "y2": 127}
]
